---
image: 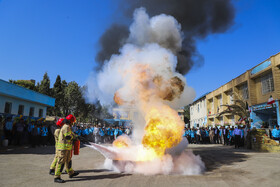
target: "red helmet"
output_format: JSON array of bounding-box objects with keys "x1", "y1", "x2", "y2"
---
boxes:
[
  {"x1": 56, "y1": 118, "x2": 65, "y2": 127},
  {"x1": 66, "y1": 114, "x2": 76, "y2": 123}
]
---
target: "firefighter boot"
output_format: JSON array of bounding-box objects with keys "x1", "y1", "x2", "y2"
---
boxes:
[
  {"x1": 54, "y1": 178, "x2": 65, "y2": 183},
  {"x1": 69, "y1": 171, "x2": 79, "y2": 178}
]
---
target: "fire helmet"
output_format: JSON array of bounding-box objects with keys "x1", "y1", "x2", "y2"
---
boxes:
[
  {"x1": 66, "y1": 114, "x2": 76, "y2": 123},
  {"x1": 56, "y1": 118, "x2": 65, "y2": 127}
]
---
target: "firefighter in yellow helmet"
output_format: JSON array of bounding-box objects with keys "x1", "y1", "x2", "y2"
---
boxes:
[
  {"x1": 54, "y1": 114, "x2": 79, "y2": 183},
  {"x1": 49, "y1": 118, "x2": 64, "y2": 175}
]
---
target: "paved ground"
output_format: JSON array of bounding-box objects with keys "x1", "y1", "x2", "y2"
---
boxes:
[{"x1": 0, "y1": 144, "x2": 279, "y2": 187}]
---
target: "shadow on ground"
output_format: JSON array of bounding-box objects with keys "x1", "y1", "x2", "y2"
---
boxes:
[
  {"x1": 0, "y1": 143, "x2": 251, "y2": 174},
  {"x1": 0, "y1": 145, "x2": 55, "y2": 155},
  {"x1": 78, "y1": 169, "x2": 111, "y2": 173},
  {"x1": 66, "y1": 173, "x2": 131, "y2": 182},
  {"x1": 191, "y1": 145, "x2": 250, "y2": 172}
]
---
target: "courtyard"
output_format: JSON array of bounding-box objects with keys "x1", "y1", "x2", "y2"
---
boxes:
[{"x1": 0, "y1": 144, "x2": 279, "y2": 187}]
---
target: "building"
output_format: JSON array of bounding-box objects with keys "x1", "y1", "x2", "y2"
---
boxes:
[
  {"x1": 113, "y1": 107, "x2": 138, "y2": 121},
  {"x1": 177, "y1": 108, "x2": 185, "y2": 122},
  {"x1": 190, "y1": 93, "x2": 209, "y2": 128},
  {"x1": 0, "y1": 79, "x2": 55, "y2": 118},
  {"x1": 206, "y1": 52, "x2": 280, "y2": 128},
  {"x1": 112, "y1": 107, "x2": 186, "y2": 124}
]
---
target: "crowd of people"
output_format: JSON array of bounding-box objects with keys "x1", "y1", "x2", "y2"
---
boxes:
[
  {"x1": 1, "y1": 115, "x2": 279, "y2": 150},
  {"x1": 1, "y1": 116, "x2": 53, "y2": 147},
  {"x1": 184, "y1": 125, "x2": 251, "y2": 149},
  {"x1": 0, "y1": 115, "x2": 133, "y2": 147},
  {"x1": 183, "y1": 124, "x2": 280, "y2": 148},
  {"x1": 71, "y1": 123, "x2": 132, "y2": 144}
]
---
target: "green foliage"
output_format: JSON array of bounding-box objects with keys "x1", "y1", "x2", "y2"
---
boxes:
[
  {"x1": 64, "y1": 81, "x2": 82, "y2": 116},
  {"x1": 218, "y1": 91, "x2": 250, "y2": 123},
  {"x1": 53, "y1": 75, "x2": 64, "y2": 116},
  {"x1": 9, "y1": 79, "x2": 36, "y2": 91},
  {"x1": 38, "y1": 72, "x2": 51, "y2": 96},
  {"x1": 9, "y1": 73, "x2": 112, "y2": 122}
]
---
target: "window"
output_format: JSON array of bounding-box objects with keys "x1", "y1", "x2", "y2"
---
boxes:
[
  {"x1": 29, "y1": 107, "x2": 34, "y2": 117},
  {"x1": 4, "y1": 102, "x2": 12, "y2": 114},
  {"x1": 229, "y1": 91, "x2": 234, "y2": 104},
  {"x1": 261, "y1": 73, "x2": 274, "y2": 94},
  {"x1": 197, "y1": 103, "x2": 200, "y2": 113},
  {"x1": 240, "y1": 83, "x2": 249, "y2": 99},
  {"x1": 39, "y1": 109, "x2": 43, "y2": 117},
  {"x1": 18, "y1": 105, "x2": 24, "y2": 115},
  {"x1": 218, "y1": 95, "x2": 222, "y2": 106}
]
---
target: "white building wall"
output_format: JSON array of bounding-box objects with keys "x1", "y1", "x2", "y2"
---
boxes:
[
  {"x1": 0, "y1": 95, "x2": 47, "y2": 118},
  {"x1": 190, "y1": 97, "x2": 207, "y2": 128}
]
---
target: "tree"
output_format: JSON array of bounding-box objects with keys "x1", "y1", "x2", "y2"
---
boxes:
[
  {"x1": 38, "y1": 72, "x2": 51, "y2": 96},
  {"x1": 64, "y1": 81, "x2": 83, "y2": 117},
  {"x1": 9, "y1": 80, "x2": 36, "y2": 91},
  {"x1": 53, "y1": 75, "x2": 64, "y2": 116},
  {"x1": 38, "y1": 72, "x2": 55, "y2": 115},
  {"x1": 218, "y1": 91, "x2": 250, "y2": 124}
]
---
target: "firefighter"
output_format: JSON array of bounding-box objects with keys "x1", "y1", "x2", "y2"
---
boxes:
[
  {"x1": 54, "y1": 114, "x2": 79, "y2": 183},
  {"x1": 49, "y1": 118, "x2": 64, "y2": 175}
]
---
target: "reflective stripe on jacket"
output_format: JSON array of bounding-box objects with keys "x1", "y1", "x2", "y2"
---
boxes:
[
  {"x1": 54, "y1": 129, "x2": 60, "y2": 147},
  {"x1": 57, "y1": 124, "x2": 74, "y2": 150}
]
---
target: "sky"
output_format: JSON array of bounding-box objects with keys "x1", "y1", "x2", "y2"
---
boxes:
[{"x1": 0, "y1": 0, "x2": 280, "y2": 101}]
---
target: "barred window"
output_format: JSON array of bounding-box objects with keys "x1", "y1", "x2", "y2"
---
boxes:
[
  {"x1": 261, "y1": 73, "x2": 274, "y2": 94},
  {"x1": 4, "y1": 102, "x2": 12, "y2": 114},
  {"x1": 29, "y1": 107, "x2": 34, "y2": 117},
  {"x1": 18, "y1": 105, "x2": 24, "y2": 115},
  {"x1": 39, "y1": 109, "x2": 43, "y2": 117},
  {"x1": 229, "y1": 91, "x2": 234, "y2": 104},
  {"x1": 240, "y1": 83, "x2": 249, "y2": 99},
  {"x1": 219, "y1": 95, "x2": 222, "y2": 106}
]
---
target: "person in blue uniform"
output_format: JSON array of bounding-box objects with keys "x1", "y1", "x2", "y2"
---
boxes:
[
  {"x1": 205, "y1": 128, "x2": 210, "y2": 143},
  {"x1": 118, "y1": 127, "x2": 123, "y2": 136},
  {"x1": 27, "y1": 121, "x2": 35, "y2": 145},
  {"x1": 227, "y1": 127, "x2": 233, "y2": 145},
  {"x1": 114, "y1": 126, "x2": 119, "y2": 140},
  {"x1": 82, "y1": 127, "x2": 90, "y2": 141},
  {"x1": 271, "y1": 126, "x2": 280, "y2": 141},
  {"x1": 190, "y1": 128, "x2": 195, "y2": 144},
  {"x1": 41, "y1": 123, "x2": 49, "y2": 146},
  {"x1": 99, "y1": 127, "x2": 105, "y2": 143}
]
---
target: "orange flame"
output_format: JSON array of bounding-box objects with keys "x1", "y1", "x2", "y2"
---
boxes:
[
  {"x1": 142, "y1": 107, "x2": 184, "y2": 157},
  {"x1": 113, "y1": 135, "x2": 132, "y2": 148},
  {"x1": 112, "y1": 63, "x2": 185, "y2": 161}
]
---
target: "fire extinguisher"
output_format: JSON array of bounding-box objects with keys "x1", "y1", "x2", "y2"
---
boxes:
[{"x1": 74, "y1": 140, "x2": 80, "y2": 155}]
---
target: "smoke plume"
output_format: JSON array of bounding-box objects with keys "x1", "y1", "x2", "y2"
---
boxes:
[
  {"x1": 95, "y1": 0, "x2": 235, "y2": 74},
  {"x1": 86, "y1": 0, "x2": 235, "y2": 175},
  {"x1": 86, "y1": 9, "x2": 205, "y2": 175}
]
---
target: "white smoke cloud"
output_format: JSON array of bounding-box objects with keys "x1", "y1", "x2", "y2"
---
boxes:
[
  {"x1": 128, "y1": 7, "x2": 183, "y2": 53},
  {"x1": 88, "y1": 138, "x2": 205, "y2": 175},
  {"x1": 86, "y1": 8, "x2": 203, "y2": 176},
  {"x1": 86, "y1": 8, "x2": 195, "y2": 107}
]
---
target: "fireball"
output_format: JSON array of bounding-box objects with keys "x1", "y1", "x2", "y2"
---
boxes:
[
  {"x1": 142, "y1": 106, "x2": 184, "y2": 157},
  {"x1": 113, "y1": 135, "x2": 132, "y2": 148}
]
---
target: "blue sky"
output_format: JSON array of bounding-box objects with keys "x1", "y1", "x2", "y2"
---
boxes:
[{"x1": 0, "y1": 0, "x2": 279, "y2": 100}]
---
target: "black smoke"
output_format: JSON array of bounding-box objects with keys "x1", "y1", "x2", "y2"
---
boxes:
[
  {"x1": 95, "y1": 0, "x2": 235, "y2": 74},
  {"x1": 95, "y1": 24, "x2": 129, "y2": 70}
]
